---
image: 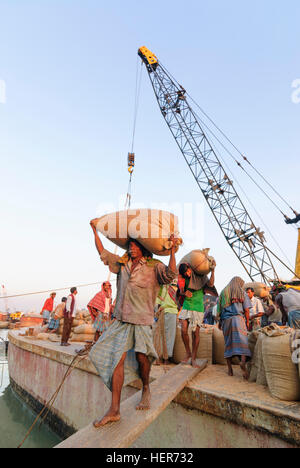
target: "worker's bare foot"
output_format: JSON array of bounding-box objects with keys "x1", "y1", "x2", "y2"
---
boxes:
[
  {"x1": 228, "y1": 369, "x2": 234, "y2": 377},
  {"x1": 93, "y1": 411, "x2": 120, "y2": 428},
  {"x1": 181, "y1": 355, "x2": 192, "y2": 364},
  {"x1": 191, "y1": 359, "x2": 202, "y2": 368},
  {"x1": 136, "y1": 387, "x2": 151, "y2": 410},
  {"x1": 154, "y1": 359, "x2": 163, "y2": 366},
  {"x1": 240, "y1": 362, "x2": 249, "y2": 380}
]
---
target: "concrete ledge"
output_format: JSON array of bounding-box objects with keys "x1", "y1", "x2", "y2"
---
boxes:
[
  {"x1": 175, "y1": 366, "x2": 300, "y2": 446},
  {"x1": 8, "y1": 330, "x2": 98, "y2": 375}
]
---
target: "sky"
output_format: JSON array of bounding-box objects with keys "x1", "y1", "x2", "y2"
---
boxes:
[{"x1": 0, "y1": 0, "x2": 299, "y2": 312}]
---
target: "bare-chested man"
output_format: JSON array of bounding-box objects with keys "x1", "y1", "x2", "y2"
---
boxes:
[{"x1": 89, "y1": 219, "x2": 177, "y2": 427}]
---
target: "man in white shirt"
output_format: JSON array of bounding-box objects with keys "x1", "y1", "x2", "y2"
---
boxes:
[
  {"x1": 246, "y1": 287, "x2": 264, "y2": 330},
  {"x1": 61, "y1": 287, "x2": 78, "y2": 346}
]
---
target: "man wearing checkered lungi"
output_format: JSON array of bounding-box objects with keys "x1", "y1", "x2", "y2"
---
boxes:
[{"x1": 89, "y1": 219, "x2": 177, "y2": 427}]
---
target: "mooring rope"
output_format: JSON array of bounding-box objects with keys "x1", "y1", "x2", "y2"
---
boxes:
[{"x1": 17, "y1": 353, "x2": 87, "y2": 448}]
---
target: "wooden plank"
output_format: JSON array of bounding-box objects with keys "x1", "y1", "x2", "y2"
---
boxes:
[{"x1": 56, "y1": 360, "x2": 208, "y2": 448}]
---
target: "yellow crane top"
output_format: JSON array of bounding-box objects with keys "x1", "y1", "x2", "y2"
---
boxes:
[{"x1": 138, "y1": 46, "x2": 158, "y2": 69}]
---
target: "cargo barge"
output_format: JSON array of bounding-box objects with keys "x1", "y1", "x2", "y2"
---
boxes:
[{"x1": 7, "y1": 330, "x2": 300, "y2": 448}]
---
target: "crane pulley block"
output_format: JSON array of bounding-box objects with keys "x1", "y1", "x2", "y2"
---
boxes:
[{"x1": 128, "y1": 152, "x2": 135, "y2": 174}]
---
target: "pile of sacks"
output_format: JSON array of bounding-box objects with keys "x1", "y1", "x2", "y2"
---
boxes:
[
  {"x1": 70, "y1": 323, "x2": 95, "y2": 343},
  {"x1": 173, "y1": 324, "x2": 227, "y2": 365},
  {"x1": 58, "y1": 310, "x2": 93, "y2": 342},
  {"x1": 27, "y1": 310, "x2": 94, "y2": 343},
  {"x1": 248, "y1": 324, "x2": 300, "y2": 401}
]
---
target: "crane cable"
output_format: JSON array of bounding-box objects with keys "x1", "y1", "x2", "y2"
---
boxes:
[
  {"x1": 191, "y1": 104, "x2": 287, "y2": 218},
  {"x1": 188, "y1": 94, "x2": 296, "y2": 217},
  {"x1": 0, "y1": 281, "x2": 116, "y2": 300},
  {"x1": 158, "y1": 60, "x2": 297, "y2": 218},
  {"x1": 2, "y1": 62, "x2": 143, "y2": 302},
  {"x1": 131, "y1": 57, "x2": 143, "y2": 155},
  {"x1": 106, "y1": 60, "x2": 142, "y2": 279},
  {"x1": 208, "y1": 136, "x2": 295, "y2": 270}
]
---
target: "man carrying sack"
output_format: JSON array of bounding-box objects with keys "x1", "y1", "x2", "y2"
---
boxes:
[{"x1": 89, "y1": 219, "x2": 177, "y2": 428}]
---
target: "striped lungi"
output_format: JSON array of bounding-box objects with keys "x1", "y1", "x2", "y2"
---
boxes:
[
  {"x1": 89, "y1": 320, "x2": 158, "y2": 391},
  {"x1": 93, "y1": 312, "x2": 111, "y2": 334},
  {"x1": 222, "y1": 315, "x2": 251, "y2": 359}
]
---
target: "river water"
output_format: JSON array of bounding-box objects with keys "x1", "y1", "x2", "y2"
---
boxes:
[{"x1": 0, "y1": 329, "x2": 62, "y2": 448}]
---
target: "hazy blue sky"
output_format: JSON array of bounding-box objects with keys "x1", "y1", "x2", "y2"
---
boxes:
[{"x1": 0, "y1": 0, "x2": 299, "y2": 312}]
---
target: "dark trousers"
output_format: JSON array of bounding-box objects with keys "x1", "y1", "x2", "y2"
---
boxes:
[{"x1": 61, "y1": 316, "x2": 74, "y2": 344}]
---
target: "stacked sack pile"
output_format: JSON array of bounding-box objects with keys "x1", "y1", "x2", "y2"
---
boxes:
[
  {"x1": 173, "y1": 325, "x2": 214, "y2": 365},
  {"x1": 30, "y1": 310, "x2": 94, "y2": 343},
  {"x1": 248, "y1": 324, "x2": 300, "y2": 401}
]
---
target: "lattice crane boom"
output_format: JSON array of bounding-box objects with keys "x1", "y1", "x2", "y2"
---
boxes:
[{"x1": 138, "y1": 46, "x2": 279, "y2": 284}]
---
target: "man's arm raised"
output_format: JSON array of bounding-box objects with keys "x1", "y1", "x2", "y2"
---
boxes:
[
  {"x1": 207, "y1": 261, "x2": 216, "y2": 288},
  {"x1": 168, "y1": 234, "x2": 177, "y2": 273},
  {"x1": 90, "y1": 219, "x2": 104, "y2": 256}
]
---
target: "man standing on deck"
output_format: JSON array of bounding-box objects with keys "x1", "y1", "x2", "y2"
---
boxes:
[
  {"x1": 61, "y1": 287, "x2": 78, "y2": 346},
  {"x1": 89, "y1": 219, "x2": 177, "y2": 428},
  {"x1": 40, "y1": 292, "x2": 56, "y2": 325}
]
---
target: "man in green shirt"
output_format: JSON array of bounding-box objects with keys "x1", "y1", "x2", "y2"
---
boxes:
[{"x1": 178, "y1": 262, "x2": 216, "y2": 367}]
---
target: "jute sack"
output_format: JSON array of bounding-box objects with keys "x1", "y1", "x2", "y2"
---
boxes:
[
  {"x1": 179, "y1": 249, "x2": 216, "y2": 275},
  {"x1": 70, "y1": 334, "x2": 94, "y2": 343},
  {"x1": 212, "y1": 326, "x2": 226, "y2": 365},
  {"x1": 81, "y1": 310, "x2": 91, "y2": 319},
  {"x1": 263, "y1": 334, "x2": 300, "y2": 401},
  {"x1": 32, "y1": 327, "x2": 43, "y2": 337},
  {"x1": 0, "y1": 322, "x2": 9, "y2": 329},
  {"x1": 36, "y1": 333, "x2": 49, "y2": 341},
  {"x1": 244, "y1": 282, "x2": 270, "y2": 299},
  {"x1": 72, "y1": 319, "x2": 85, "y2": 328},
  {"x1": 249, "y1": 333, "x2": 267, "y2": 385},
  {"x1": 48, "y1": 334, "x2": 61, "y2": 342},
  {"x1": 248, "y1": 330, "x2": 260, "y2": 356},
  {"x1": 95, "y1": 209, "x2": 183, "y2": 256},
  {"x1": 73, "y1": 324, "x2": 94, "y2": 335},
  {"x1": 173, "y1": 325, "x2": 213, "y2": 364}
]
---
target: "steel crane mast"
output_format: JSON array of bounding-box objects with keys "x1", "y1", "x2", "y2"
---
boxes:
[{"x1": 138, "y1": 46, "x2": 278, "y2": 284}]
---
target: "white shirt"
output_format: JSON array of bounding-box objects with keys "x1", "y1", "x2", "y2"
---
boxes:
[
  {"x1": 104, "y1": 297, "x2": 110, "y2": 316},
  {"x1": 66, "y1": 294, "x2": 77, "y2": 318},
  {"x1": 249, "y1": 296, "x2": 264, "y2": 317}
]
